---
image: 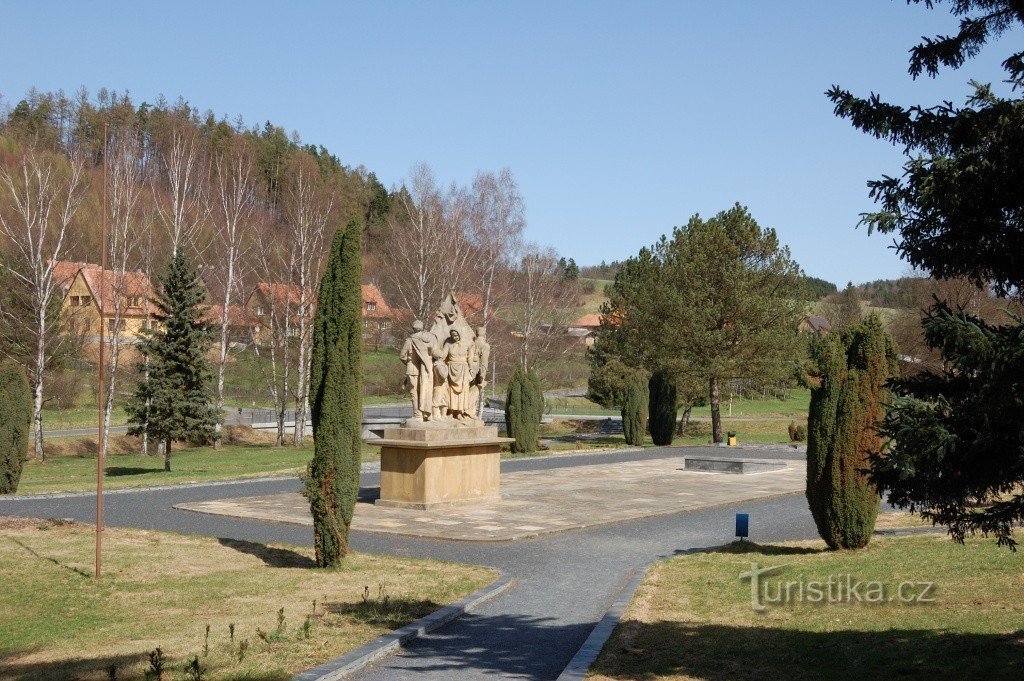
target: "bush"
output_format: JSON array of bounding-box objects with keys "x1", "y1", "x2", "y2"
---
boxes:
[
  {"x1": 621, "y1": 374, "x2": 648, "y2": 446},
  {"x1": 648, "y1": 370, "x2": 677, "y2": 446},
  {"x1": 795, "y1": 424, "x2": 807, "y2": 442},
  {"x1": 0, "y1": 360, "x2": 32, "y2": 494},
  {"x1": 505, "y1": 364, "x2": 541, "y2": 453},
  {"x1": 788, "y1": 420, "x2": 798, "y2": 441},
  {"x1": 806, "y1": 316, "x2": 898, "y2": 549}
]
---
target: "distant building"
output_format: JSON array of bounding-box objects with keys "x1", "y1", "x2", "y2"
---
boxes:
[
  {"x1": 244, "y1": 281, "x2": 398, "y2": 347},
  {"x1": 567, "y1": 313, "x2": 607, "y2": 347},
  {"x1": 55, "y1": 261, "x2": 156, "y2": 343},
  {"x1": 799, "y1": 315, "x2": 831, "y2": 335}
]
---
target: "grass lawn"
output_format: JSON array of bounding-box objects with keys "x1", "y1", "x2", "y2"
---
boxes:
[
  {"x1": 589, "y1": 534, "x2": 1024, "y2": 680},
  {"x1": 689, "y1": 388, "x2": 811, "y2": 419},
  {"x1": 0, "y1": 517, "x2": 496, "y2": 680},
  {"x1": 41, "y1": 406, "x2": 129, "y2": 431},
  {"x1": 17, "y1": 441, "x2": 382, "y2": 496}
]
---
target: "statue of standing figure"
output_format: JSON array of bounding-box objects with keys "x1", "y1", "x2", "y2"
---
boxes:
[
  {"x1": 469, "y1": 326, "x2": 490, "y2": 417},
  {"x1": 400, "y1": 320, "x2": 434, "y2": 422}
]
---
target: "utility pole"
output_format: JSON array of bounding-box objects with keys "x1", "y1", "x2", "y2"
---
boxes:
[{"x1": 96, "y1": 122, "x2": 108, "y2": 579}]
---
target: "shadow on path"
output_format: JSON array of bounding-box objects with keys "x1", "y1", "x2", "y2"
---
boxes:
[{"x1": 366, "y1": 612, "x2": 594, "y2": 679}]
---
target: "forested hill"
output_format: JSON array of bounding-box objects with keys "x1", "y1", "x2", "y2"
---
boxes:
[{"x1": 0, "y1": 88, "x2": 393, "y2": 272}]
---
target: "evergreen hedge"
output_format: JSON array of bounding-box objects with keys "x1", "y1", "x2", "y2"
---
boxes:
[
  {"x1": 304, "y1": 218, "x2": 364, "y2": 567},
  {"x1": 0, "y1": 360, "x2": 31, "y2": 494},
  {"x1": 806, "y1": 316, "x2": 898, "y2": 549},
  {"x1": 621, "y1": 373, "x2": 648, "y2": 446},
  {"x1": 648, "y1": 369, "x2": 677, "y2": 446},
  {"x1": 505, "y1": 364, "x2": 540, "y2": 453}
]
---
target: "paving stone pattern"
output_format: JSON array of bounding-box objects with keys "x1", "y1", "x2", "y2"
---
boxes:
[{"x1": 175, "y1": 456, "x2": 804, "y2": 541}]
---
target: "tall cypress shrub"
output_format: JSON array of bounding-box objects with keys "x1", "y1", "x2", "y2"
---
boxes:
[
  {"x1": 0, "y1": 360, "x2": 31, "y2": 494},
  {"x1": 648, "y1": 369, "x2": 677, "y2": 446},
  {"x1": 505, "y1": 364, "x2": 538, "y2": 453},
  {"x1": 806, "y1": 316, "x2": 898, "y2": 549},
  {"x1": 126, "y1": 252, "x2": 219, "y2": 472},
  {"x1": 304, "y1": 219, "x2": 364, "y2": 567},
  {"x1": 527, "y1": 368, "x2": 544, "y2": 425},
  {"x1": 621, "y1": 374, "x2": 648, "y2": 446}
]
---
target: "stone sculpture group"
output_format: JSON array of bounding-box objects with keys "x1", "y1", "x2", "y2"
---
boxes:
[{"x1": 400, "y1": 292, "x2": 490, "y2": 426}]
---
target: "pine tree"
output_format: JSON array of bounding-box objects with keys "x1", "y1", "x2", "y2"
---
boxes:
[
  {"x1": 648, "y1": 369, "x2": 677, "y2": 446},
  {"x1": 303, "y1": 219, "x2": 364, "y2": 567},
  {"x1": 0, "y1": 360, "x2": 31, "y2": 494},
  {"x1": 126, "y1": 252, "x2": 219, "y2": 472},
  {"x1": 806, "y1": 316, "x2": 898, "y2": 550},
  {"x1": 505, "y1": 364, "x2": 539, "y2": 454},
  {"x1": 621, "y1": 374, "x2": 648, "y2": 447}
]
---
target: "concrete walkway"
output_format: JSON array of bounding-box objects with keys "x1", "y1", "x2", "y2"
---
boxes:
[{"x1": 0, "y1": 446, "x2": 816, "y2": 680}]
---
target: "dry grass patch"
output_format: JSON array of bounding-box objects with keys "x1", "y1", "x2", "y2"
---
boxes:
[
  {"x1": 589, "y1": 534, "x2": 1024, "y2": 680},
  {"x1": 0, "y1": 518, "x2": 496, "y2": 680}
]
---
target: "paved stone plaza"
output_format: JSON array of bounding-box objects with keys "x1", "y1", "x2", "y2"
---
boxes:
[{"x1": 175, "y1": 454, "x2": 804, "y2": 540}]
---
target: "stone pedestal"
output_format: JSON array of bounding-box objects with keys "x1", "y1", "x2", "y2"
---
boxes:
[{"x1": 373, "y1": 425, "x2": 513, "y2": 510}]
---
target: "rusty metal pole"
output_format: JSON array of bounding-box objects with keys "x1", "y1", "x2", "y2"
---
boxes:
[{"x1": 96, "y1": 122, "x2": 108, "y2": 579}]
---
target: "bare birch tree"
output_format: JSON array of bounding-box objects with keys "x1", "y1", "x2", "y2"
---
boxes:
[
  {"x1": 98, "y1": 132, "x2": 145, "y2": 458},
  {"x1": 508, "y1": 245, "x2": 578, "y2": 372},
  {"x1": 281, "y1": 154, "x2": 333, "y2": 445},
  {"x1": 0, "y1": 147, "x2": 86, "y2": 459},
  {"x1": 210, "y1": 137, "x2": 257, "y2": 448},
  {"x1": 154, "y1": 123, "x2": 208, "y2": 257},
  {"x1": 380, "y1": 163, "x2": 474, "y2": 322},
  {"x1": 469, "y1": 168, "x2": 525, "y2": 329}
]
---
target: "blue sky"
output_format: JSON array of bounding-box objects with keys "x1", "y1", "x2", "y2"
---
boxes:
[{"x1": 1, "y1": 1, "x2": 1014, "y2": 285}]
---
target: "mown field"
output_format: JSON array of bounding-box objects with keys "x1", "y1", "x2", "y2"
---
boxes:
[
  {"x1": 0, "y1": 517, "x2": 495, "y2": 680},
  {"x1": 590, "y1": 533, "x2": 1024, "y2": 680}
]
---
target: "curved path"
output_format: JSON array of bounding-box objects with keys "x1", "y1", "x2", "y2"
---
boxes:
[{"x1": 0, "y1": 446, "x2": 816, "y2": 680}]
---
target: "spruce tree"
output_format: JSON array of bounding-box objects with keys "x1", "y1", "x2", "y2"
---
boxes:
[
  {"x1": 126, "y1": 252, "x2": 219, "y2": 472},
  {"x1": 806, "y1": 316, "x2": 898, "y2": 549},
  {"x1": 0, "y1": 360, "x2": 31, "y2": 494},
  {"x1": 621, "y1": 373, "x2": 648, "y2": 447},
  {"x1": 829, "y1": 0, "x2": 1024, "y2": 547},
  {"x1": 303, "y1": 219, "x2": 364, "y2": 567},
  {"x1": 505, "y1": 365, "x2": 538, "y2": 454},
  {"x1": 648, "y1": 369, "x2": 677, "y2": 446}
]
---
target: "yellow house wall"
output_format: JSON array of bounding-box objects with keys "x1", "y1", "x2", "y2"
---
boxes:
[{"x1": 63, "y1": 273, "x2": 150, "y2": 343}]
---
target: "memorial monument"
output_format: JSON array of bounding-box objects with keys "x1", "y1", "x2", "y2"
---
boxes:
[{"x1": 376, "y1": 293, "x2": 511, "y2": 509}]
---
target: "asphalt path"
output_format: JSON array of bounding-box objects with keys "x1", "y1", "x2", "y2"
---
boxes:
[{"x1": 0, "y1": 445, "x2": 815, "y2": 680}]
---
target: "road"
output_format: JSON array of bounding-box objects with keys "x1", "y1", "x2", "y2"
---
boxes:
[{"x1": 0, "y1": 446, "x2": 816, "y2": 680}]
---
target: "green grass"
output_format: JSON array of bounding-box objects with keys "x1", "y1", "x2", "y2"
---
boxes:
[
  {"x1": 689, "y1": 388, "x2": 811, "y2": 418},
  {"x1": 41, "y1": 406, "x2": 129, "y2": 431},
  {"x1": 0, "y1": 517, "x2": 496, "y2": 680},
  {"x1": 590, "y1": 534, "x2": 1024, "y2": 680},
  {"x1": 17, "y1": 442, "x2": 382, "y2": 495}
]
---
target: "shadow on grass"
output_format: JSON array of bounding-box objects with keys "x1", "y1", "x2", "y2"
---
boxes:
[
  {"x1": 0, "y1": 650, "x2": 149, "y2": 681},
  {"x1": 217, "y1": 537, "x2": 317, "y2": 568},
  {"x1": 591, "y1": 622, "x2": 1024, "y2": 680},
  {"x1": 8, "y1": 536, "x2": 92, "y2": 578},
  {"x1": 104, "y1": 466, "x2": 160, "y2": 477},
  {"x1": 712, "y1": 540, "x2": 825, "y2": 556},
  {"x1": 325, "y1": 595, "x2": 444, "y2": 629}
]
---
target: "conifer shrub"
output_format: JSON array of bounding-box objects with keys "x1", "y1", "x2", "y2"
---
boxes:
[
  {"x1": 648, "y1": 369, "x2": 677, "y2": 446},
  {"x1": 303, "y1": 219, "x2": 364, "y2": 567},
  {"x1": 806, "y1": 315, "x2": 898, "y2": 549},
  {"x1": 0, "y1": 359, "x2": 31, "y2": 494},
  {"x1": 505, "y1": 364, "x2": 540, "y2": 453},
  {"x1": 621, "y1": 373, "x2": 648, "y2": 446}
]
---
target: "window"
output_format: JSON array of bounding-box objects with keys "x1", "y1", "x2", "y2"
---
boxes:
[
  {"x1": 81, "y1": 295, "x2": 91, "y2": 306},
  {"x1": 366, "y1": 301, "x2": 377, "y2": 312},
  {"x1": 257, "y1": 306, "x2": 266, "y2": 316},
  {"x1": 107, "y1": 319, "x2": 117, "y2": 334},
  {"x1": 363, "y1": 319, "x2": 371, "y2": 329},
  {"x1": 69, "y1": 296, "x2": 79, "y2": 306}
]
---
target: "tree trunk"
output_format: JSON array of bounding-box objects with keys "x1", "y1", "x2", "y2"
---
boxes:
[
  {"x1": 32, "y1": 316, "x2": 46, "y2": 461},
  {"x1": 677, "y1": 405, "x2": 692, "y2": 436},
  {"x1": 164, "y1": 437, "x2": 172, "y2": 472},
  {"x1": 710, "y1": 377, "x2": 722, "y2": 443}
]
